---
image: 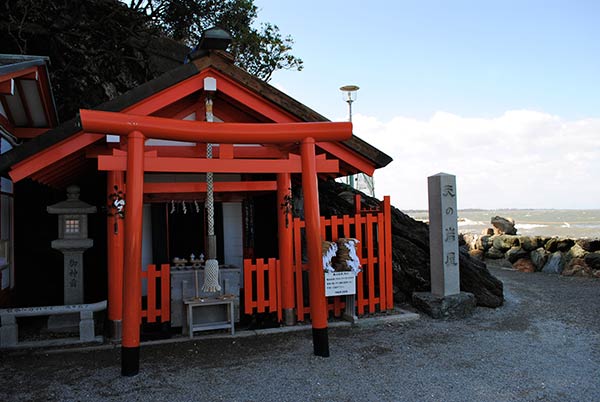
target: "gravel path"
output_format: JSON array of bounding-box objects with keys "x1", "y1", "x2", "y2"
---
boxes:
[{"x1": 1, "y1": 266, "x2": 599, "y2": 402}]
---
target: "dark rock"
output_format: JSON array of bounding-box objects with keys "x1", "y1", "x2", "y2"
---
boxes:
[
  {"x1": 565, "y1": 244, "x2": 587, "y2": 265},
  {"x1": 492, "y1": 235, "x2": 520, "y2": 251},
  {"x1": 477, "y1": 235, "x2": 494, "y2": 251},
  {"x1": 491, "y1": 216, "x2": 517, "y2": 235},
  {"x1": 556, "y1": 238, "x2": 575, "y2": 252},
  {"x1": 506, "y1": 247, "x2": 528, "y2": 263},
  {"x1": 544, "y1": 237, "x2": 572, "y2": 252},
  {"x1": 576, "y1": 238, "x2": 600, "y2": 252},
  {"x1": 513, "y1": 258, "x2": 536, "y2": 273},
  {"x1": 485, "y1": 247, "x2": 505, "y2": 259},
  {"x1": 542, "y1": 251, "x2": 565, "y2": 274},
  {"x1": 459, "y1": 250, "x2": 504, "y2": 307},
  {"x1": 584, "y1": 252, "x2": 600, "y2": 270},
  {"x1": 482, "y1": 228, "x2": 495, "y2": 236},
  {"x1": 317, "y1": 181, "x2": 504, "y2": 308},
  {"x1": 544, "y1": 237, "x2": 558, "y2": 252},
  {"x1": 530, "y1": 247, "x2": 549, "y2": 271},
  {"x1": 412, "y1": 292, "x2": 476, "y2": 319},
  {"x1": 519, "y1": 236, "x2": 542, "y2": 251},
  {"x1": 562, "y1": 258, "x2": 592, "y2": 277}
]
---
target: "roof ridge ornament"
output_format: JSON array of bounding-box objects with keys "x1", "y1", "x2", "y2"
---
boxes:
[{"x1": 185, "y1": 27, "x2": 233, "y2": 63}]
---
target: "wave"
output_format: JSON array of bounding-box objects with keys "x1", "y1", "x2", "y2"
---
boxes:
[
  {"x1": 458, "y1": 218, "x2": 486, "y2": 226},
  {"x1": 515, "y1": 223, "x2": 548, "y2": 230}
]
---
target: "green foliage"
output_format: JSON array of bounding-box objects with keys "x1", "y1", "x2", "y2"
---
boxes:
[
  {"x1": 1, "y1": 0, "x2": 161, "y2": 120},
  {"x1": 0, "y1": 0, "x2": 302, "y2": 120},
  {"x1": 128, "y1": 0, "x2": 303, "y2": 81}
]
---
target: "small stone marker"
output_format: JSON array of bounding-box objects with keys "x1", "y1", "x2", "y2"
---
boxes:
[
  {"x1": 428, "y1": 173, "x2": 460, "y2": 297},
  {"x1": 412, "y1": 173, "x2": 475, "y2": 319}
]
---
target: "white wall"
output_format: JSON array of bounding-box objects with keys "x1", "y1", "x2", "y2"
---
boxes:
[
  {"x1": 141, "y1": 204, "x2": 153, "y2": 295},
  {"x1": 222, "y1": 202, "x2": 243, "y2": 269}
]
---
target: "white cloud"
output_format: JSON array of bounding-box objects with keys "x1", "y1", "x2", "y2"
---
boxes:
[{"x1": 352, "y1": 110, "x2": 600, "y2": 210}]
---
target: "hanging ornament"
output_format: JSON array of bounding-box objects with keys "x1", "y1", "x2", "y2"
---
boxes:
[
  {"x1": 170, "y1": 200, "x2": 175, "y2": 214},
  {"x1": 182, "y1": 201, "x2": 187, "y2": 214},
  {"x1": 194, "y1": 200, "x2": 200, "y2": 213},
  {"x1": 107, "y1": 185, "x2": 125, "y2": 234}
]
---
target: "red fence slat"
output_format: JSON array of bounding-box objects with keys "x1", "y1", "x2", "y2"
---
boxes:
[
  {"x1": 366, "y1": 214, "x2": 376, "y2": 313},
  {"x1": 377, "y1": 213, "x2": 386, "y2": 310},
  {"x1": 141, "y1": 263, "x2": 170, "y2": 323},
  {"x1": 147, "y1": 264, "x2": 157, "y2": 322},
  {"x1": 384, "y1": 196, "x2": 394, "y2": 310},
  {"x1": 256, "y1": 259, "x2": 266, "y2": 313},
  {"x1": 161, "y1": 264, "x2": 170, "y2": 321}
]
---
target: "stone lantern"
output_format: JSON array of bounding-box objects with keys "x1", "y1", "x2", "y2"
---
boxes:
[{"x1": 47, "y1": 185, "x2": 96, "y2": 305}]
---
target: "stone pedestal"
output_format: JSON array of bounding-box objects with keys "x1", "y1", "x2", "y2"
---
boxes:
[
  {"x1": 342, "y1": 295, "x2": 358, "y2": 324},
  {"x1": 412, "y1": 291, "x2": 476, "y2": 319},
  {"x1": 50, "y1": 239, "x2": 94, "y2": 305},
  {"x1": 63, "y1": 250, "x2": 84, "y2": 305}
]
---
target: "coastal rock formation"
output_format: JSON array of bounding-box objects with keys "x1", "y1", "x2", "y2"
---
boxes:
[
  {"x1": 318, "y1": 181, "x2": 504, "y2": 308},
  {"x1": 461, "y1": 229, "x2": 600, "y2": 278},
  {"x1": 491, "y1": 216, "x2": 517, "y2": 235},
  {"x1": 577, "y1": 239, "x2": 600, "y2": 252}
]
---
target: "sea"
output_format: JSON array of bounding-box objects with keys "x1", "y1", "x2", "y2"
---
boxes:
[{"x1": 404, "y1": 209, "x2": 600, "y2": 239}]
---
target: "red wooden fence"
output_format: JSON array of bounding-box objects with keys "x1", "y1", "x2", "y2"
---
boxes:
[
  {"x1": 141, "y1": 263, "x2": 170, "y2": 323},
  {"x1": 243, "y1": 196, "x2": 393, "y2": 322},
  {"x1": 243, "y1": 258, "x2": 282, "y2": 322}
]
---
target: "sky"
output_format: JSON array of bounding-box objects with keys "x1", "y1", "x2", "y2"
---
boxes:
[{"x1": 253, "y1": 0, "x2": 600, "y2": 210}]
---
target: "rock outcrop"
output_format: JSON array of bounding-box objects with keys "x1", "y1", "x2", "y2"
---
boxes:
[
  {"x1": 491, "y1": 216, "x2": 517, "y2": 235},
  {"x1": 461, "y1": 230, "x2": 600, "y2": 278},
  {"x1": 318, "y1": 181, "x2": 504, "y2": 308}
]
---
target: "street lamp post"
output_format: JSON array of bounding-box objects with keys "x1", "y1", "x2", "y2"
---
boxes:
[
  {"x1": 340, "y1": 85, "x2": 359, "y2": 187},
  {"x1": 339, "y1": 85, "x2": 375, "y2": 197}
]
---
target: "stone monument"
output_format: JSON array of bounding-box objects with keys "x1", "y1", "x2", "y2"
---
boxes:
[
  {"x1": 413, "y1": 173, "x2": 475, "y2": 318},
  {"x1": 47, "y1": 185, "x2": 96, "y2": 305}
]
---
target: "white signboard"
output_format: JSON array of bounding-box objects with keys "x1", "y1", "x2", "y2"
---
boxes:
[{"x1": 325, "y1": 271, "x2": 356, "y2": 297}]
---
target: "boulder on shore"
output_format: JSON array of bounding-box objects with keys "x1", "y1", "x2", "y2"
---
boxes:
[
  {"x1": 542, "y1": 251, "x2": 565, "y2": 274},
  {"x1": 491, "y1": 216, "x2": 517, "y2": 235},
  {"x1": 584, "y1": 252, "x2": 600, "y2": 270},
  {"x1": 318, "y1": 181, "x2": 504, "y2": 308},
  {"x1": 513, "y1": 258, "x2": 536, "y2": 273},
  {"x1": 531, "y1": 248, "x2": 550, "y2": 271},
  {"x1": 562, "y1": 258, "x2": 592, "y2": 277}
]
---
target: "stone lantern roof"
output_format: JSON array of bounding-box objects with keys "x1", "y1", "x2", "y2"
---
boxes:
[{"x1": 47, "y1": 185, "x2": 97, "y2": 215}]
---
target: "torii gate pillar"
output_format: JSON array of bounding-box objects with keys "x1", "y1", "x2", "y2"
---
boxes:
[
  {"x1": 121, "y1": 131, "x2": 145, "y2": 376},
  {"x1": 301, "y1": 137, "x2": 329, "y2": 357}
]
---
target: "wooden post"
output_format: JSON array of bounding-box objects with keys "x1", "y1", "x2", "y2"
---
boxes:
[
  {"x1": 107, "y1": 170, "x2": 124, "y2": 340},
  {"x1": 277, "y1": 173, "x2": 295, "y2": 325},
  {"x1": 300, "y1": 137, "x2": 329, "y2": 357},
  {"x1": 121, "y1": 130, "x2": 145, "y2": 376}
]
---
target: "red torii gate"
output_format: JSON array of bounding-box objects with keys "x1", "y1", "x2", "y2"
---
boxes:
[{"x1": 79, "y1": 109, "x2": 353, "y2": 376}]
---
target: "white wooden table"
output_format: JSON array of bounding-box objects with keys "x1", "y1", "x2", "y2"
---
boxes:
[{"x1": 183, "y1": 297, "x2": 236, "y2": 338}]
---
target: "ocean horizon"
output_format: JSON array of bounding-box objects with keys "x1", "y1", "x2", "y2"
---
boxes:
[{"x1": 404, "y1": 209, "x2": 600, "y2": 239}]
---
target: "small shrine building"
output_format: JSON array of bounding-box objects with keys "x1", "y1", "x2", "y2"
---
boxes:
[{"x1": 0, "y1": 30, "x2": 393, "y2": 375}]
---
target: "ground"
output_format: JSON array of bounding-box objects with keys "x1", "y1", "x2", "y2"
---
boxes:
[{"x1": 1, "y1": 266, "x2": 599, "y2": 402}]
